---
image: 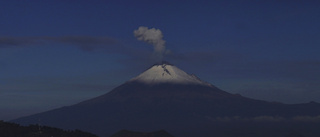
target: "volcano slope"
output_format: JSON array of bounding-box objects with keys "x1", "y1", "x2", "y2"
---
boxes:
[{"x1": 13, "y1": 63, "x2": 320, "y2": 137}]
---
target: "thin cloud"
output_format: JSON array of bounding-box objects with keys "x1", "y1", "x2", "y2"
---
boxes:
[
  {"x1": 44, "y1": 36, "x2": 118, "y2": 51},
  {"x1": 208, "y1": 115, "x2": 320, "y2": 122},
  {"x1": 293, "y1": 115, "x2": 320, "y2": 122},
  {"x1": 0, "y1": 36, "x2": 119, "y2": 51},
  {"x1": 0, "y1": 37, "x2": 40, "y2": 47}
]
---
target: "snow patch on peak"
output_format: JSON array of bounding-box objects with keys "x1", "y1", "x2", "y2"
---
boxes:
[{"x1": 130, "y1": 64, "x2": 210, "y2": 85}]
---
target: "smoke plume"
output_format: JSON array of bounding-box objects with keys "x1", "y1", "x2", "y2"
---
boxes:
[{"x1": 134, "y1": 26, "x2": 166, "y2": 60}]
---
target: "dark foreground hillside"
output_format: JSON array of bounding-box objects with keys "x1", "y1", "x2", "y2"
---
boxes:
[
  {"x1": 0, "y1": 120, "x2": 97, "y2": 137},
  {"x1": 110, "y1": 129, "x2": 174, "y2": 137}
]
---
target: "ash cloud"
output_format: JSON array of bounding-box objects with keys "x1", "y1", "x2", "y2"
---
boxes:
[{"x1": 134, "y1": 26, "x2": 166, "y2": 60}]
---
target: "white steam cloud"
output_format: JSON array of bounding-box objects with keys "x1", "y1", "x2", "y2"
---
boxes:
[{"x1": 134, "y1": 26, "x2": 166, "y2": 60}]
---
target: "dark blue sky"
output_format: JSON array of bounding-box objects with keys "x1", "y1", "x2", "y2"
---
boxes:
[{"x1": 1, "y1": 0, "x2": 320, "y2": 120}]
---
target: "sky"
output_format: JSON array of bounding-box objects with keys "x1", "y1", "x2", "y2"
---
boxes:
[{"x1": 1, "y1": 0, "x2": 320, "y2": 120}]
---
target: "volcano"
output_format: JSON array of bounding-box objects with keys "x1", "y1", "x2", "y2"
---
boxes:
[{"x1": 12, "y1": 62, "x2": 320, "y2": 137}]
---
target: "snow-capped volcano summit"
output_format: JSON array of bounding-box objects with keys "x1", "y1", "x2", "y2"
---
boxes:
[{"x1": 130, "y1": 62, "x2": 209, "y2": 85}]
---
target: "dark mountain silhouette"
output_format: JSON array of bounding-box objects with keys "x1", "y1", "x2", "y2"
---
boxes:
[
  {"x1": 110, "y1": 129, "x2": 174, "y2": 137},
  {"x1": 12, "y1": 62, "x2": 320, "y2": 137},
  {"x1": 0, "y1": 120, "x2": 97, "y2": 137}
]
